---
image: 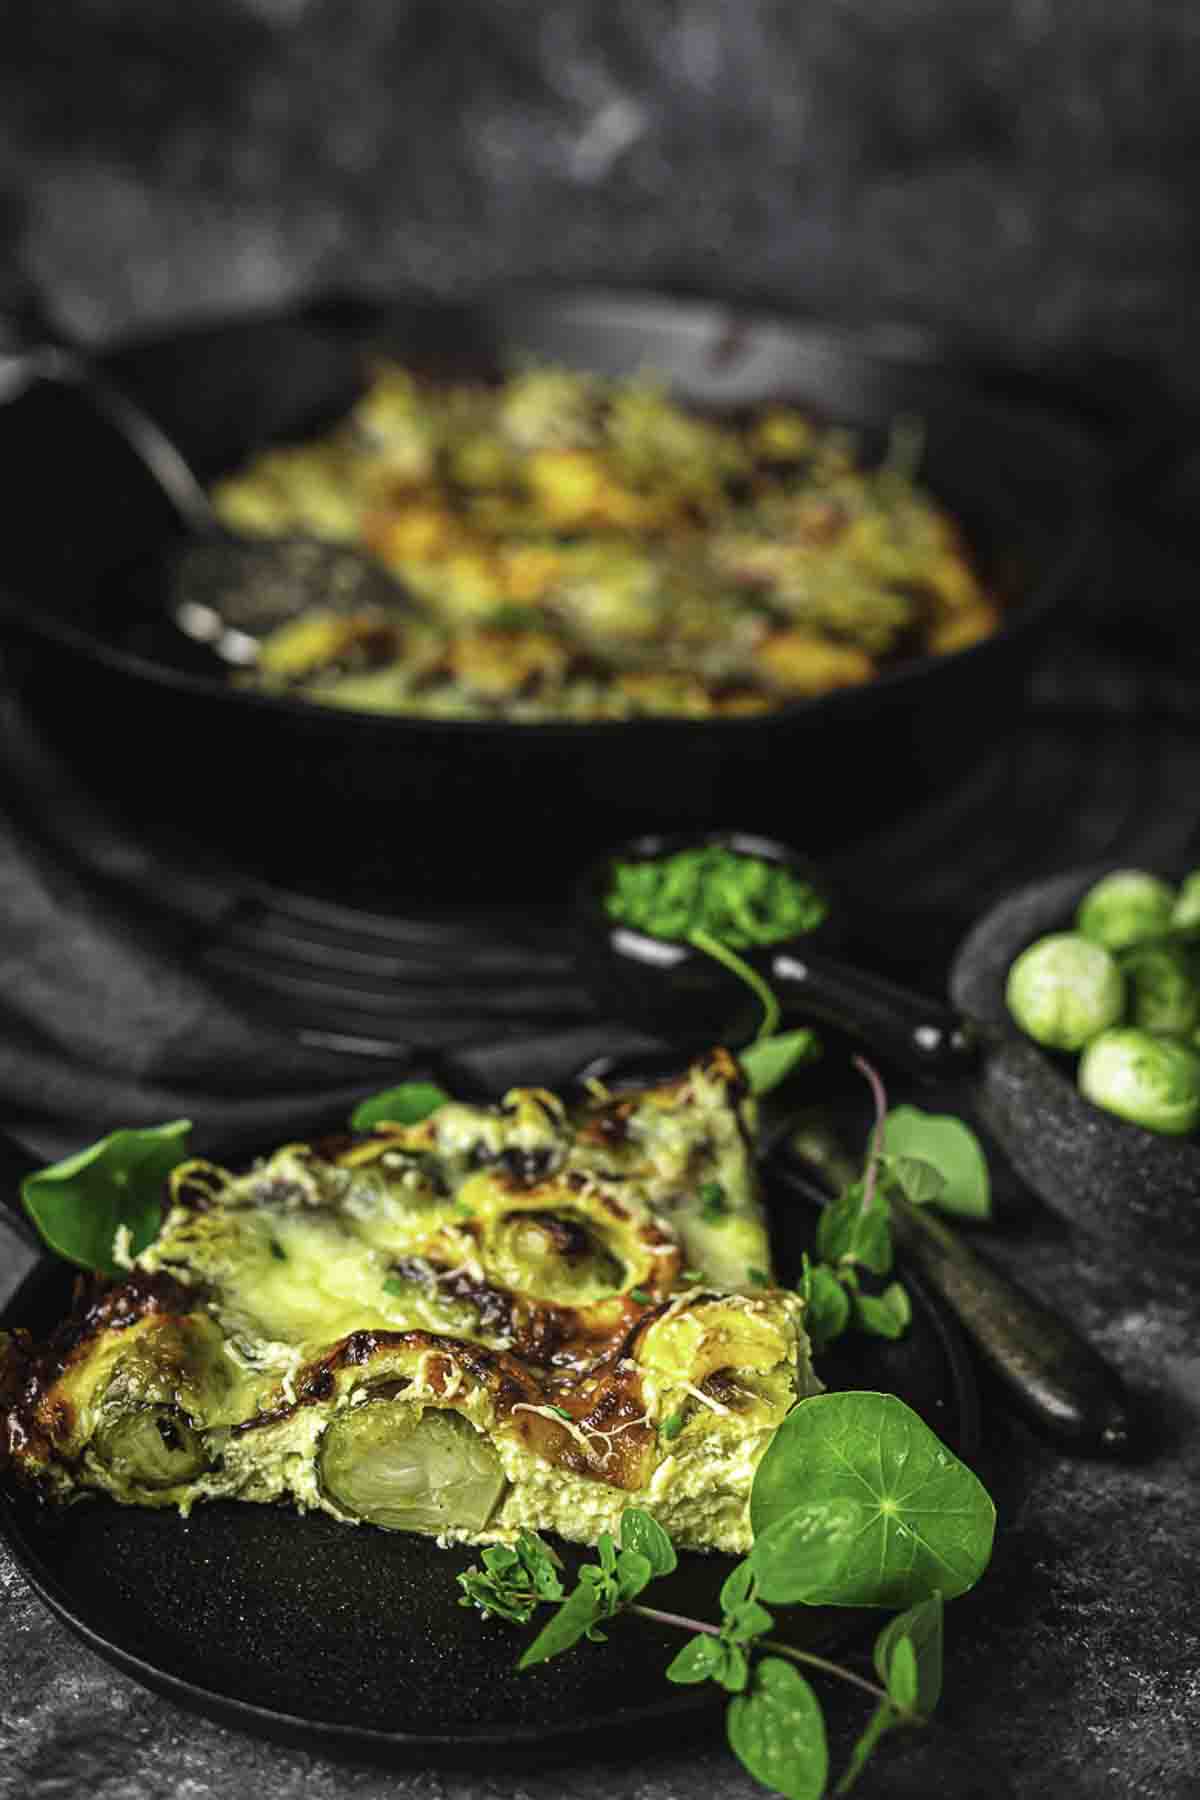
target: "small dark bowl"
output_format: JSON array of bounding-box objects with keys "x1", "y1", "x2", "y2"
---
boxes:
[
  {"x1": 572, "y1": 828, "x2": 842, "y2": 1045},
  {"x1": 950, "y1": 863, "x2": 1200, "y2": 1264}
]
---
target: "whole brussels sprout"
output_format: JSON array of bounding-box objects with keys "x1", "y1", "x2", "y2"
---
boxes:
[
  {"x1": 1078, "y1": 1027, "x2": 1200, "y2": 1135},
  {"x1": 1005, "y1": 932, "x2": 1124, "y2": 1051},
  {"x1": 1076, "y1": 870, "x2": 1176, "y2": 952},
  {"x1": 1170, "y1": 870, "x2": 1200, "y2": 938},
  {"x1": 1120, "y1": 943, "x2": 1200, "y2": 1038}
]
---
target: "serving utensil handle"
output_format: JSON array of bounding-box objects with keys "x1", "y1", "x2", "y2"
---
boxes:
[{"x1": 768, "y1": 946, "x2": 977, "y2": 1079}]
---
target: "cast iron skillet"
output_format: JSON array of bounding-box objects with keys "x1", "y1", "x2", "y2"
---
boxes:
[
  {"x1": 0, "y1": 288, "x2": 1104, "y2": 903},
  {"x1": 951, "y1": 862, "x2": 1200, "y2": 1267},
  {"x1": 0, "y1": 1123, "x2": 976, "y2": 1758}
]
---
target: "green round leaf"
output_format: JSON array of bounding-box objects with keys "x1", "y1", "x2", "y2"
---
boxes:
[
  {"x1": 727, "y1": 1657, "x2": 828, "y2": 1800},
  {"x1": 350, "y1": 1082, "x2": 450, "y2": 1131},
  {"x1": 750, "y1": 1498, "x2": 860, "y2": 1603},
  {"x1": 21, "y1": 1120, "x2": 192, "y2": 1273},
  {"x1": 750, "y1": 1392, "x2": 995, "y2": 1608},
  {"x1": 882, "y1": 1107, "x2": 991, "y2": 1220}
]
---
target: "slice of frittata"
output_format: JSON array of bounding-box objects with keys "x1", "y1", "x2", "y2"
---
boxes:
[{"x1": 1, "y1": 1050, "x2": 819, "y2": 1553}]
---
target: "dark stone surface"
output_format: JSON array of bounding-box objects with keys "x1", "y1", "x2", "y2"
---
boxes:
[{"x1": 0, "y1": 0, "x2": 1199, "y2": 414}]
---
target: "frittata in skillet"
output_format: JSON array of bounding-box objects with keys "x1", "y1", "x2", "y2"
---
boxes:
[
  {"x1": 1, "y1": 1051, "x2": 819, "y2": 1553},
  {"x1": 213, "y1": 364, "x2": 998, "y2": 720}
]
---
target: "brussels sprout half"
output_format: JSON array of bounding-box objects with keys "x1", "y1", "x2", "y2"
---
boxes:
[
  {"x1": 319, "y1": 1401, "x2": 507, "y2": 1534},
  {"x1": 1078, "y1": 1027, "x2": 1200, "y2": 1136},
  {"x1": 93, "y1": 1405, "x2": 210, "y2": 1489},
  {"x1": 1005, "y1": 932, "x2": 1124, "y2": 1052},
  {"x1": 1076, "y1": 870, "x2": 1177, "y2": 952}
]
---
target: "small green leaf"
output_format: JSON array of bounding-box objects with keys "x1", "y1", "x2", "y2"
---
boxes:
[
  {"x1": 456, "y1": 1531, "x2": 564, "y2": 1624},
  {"x1": 721, "y1": 1598, "x2": 774, "y2": 1644},
  {"x1": 666, "y1": 1634, "x2": 724, "y2": 1685},
  {"x1": 738, "y1": 1028, "x2": 822, "y2": 1097},
  {"x1": 815, "y1": 1183, "x2": 892, "y2": 1276},
  {"x1": 727, "y1": 1657, "x2": 828, "y2": 1800},
  {"x1": 874, "y1": 1592, "x2": 943, "y2": 1715},
  {"x1": 882, "y1": 1107, "x2": 991, "y2": 1220},
  {"x1": 750, "y1": 1392, "x2": 996, "y2": 1608},
  {"x1": 620, "y1": 1508, "x2": 678, "y2": 1577},
  {"x1": 883, "y1": 1154, "x2": 946, "y2": 1208},
  {"x1": 21, "y1": 1120, "x2": 192, "y2": 1274},
  {"x1": 382, "y1": 1276, "x2": 407, "y2": 1298},
  {"x1": 719, "y1": 1559, "x2": 756, "y2": 1613},
  {"x1": 628, "y1": 1287, "x2": 652, "y2": 1304},
  {"x1": 799, "y1": 1256, "x2": 851, "y2": 1350},
  {"x1": 351, "y1": 1081, "x2": 450, "y2": 1132},
  {"x1": 884, "y1": 1634, "x2": 919, "y2": 1712},
  {"x1": 614, "y1": 1548, "x2": 654, "y2": 1605},
  {"x1": 547, "y1": 1404, "x2": 573, "y2": 1422},
  {"x1": 517, "y1": 1580, "x2": 604, "y2": 1668},
  {"x1": 714, "y1": 1642, "x2": 751, "y2": 1693},
  {"x1": 833, "y1": 1699, "x2": 902, "y2": 1795},
  {"x1": 852, "y1": 1282, "x2": 911, "y2": 1340},
  {"x1": 750, "y1": 1498, "x2": 860, "y2": 1604},
  {"x1": 660, "y1": 1411, "x2": 686, "y2": 1442}
]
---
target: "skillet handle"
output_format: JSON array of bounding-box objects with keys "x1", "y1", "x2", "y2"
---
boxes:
[
  {"x1": 768, "y1": 945, "x2": 977, "y2": 1080},
  {"x1": 0, "y1": 316, "x2": 217, "y2": 537}
]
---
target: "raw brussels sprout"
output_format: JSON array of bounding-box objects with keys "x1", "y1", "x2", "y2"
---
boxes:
[
  {"x1": 1005, "y1": 932, "x2": 1124, "y2": 1051},
  {"x1": 1078, "y1": 1027, "x2": 1200, "y2": 1136},
  {"x1": 319, "y1": 1401, "x2": 506, "y2": 1534},
  {"x1": 1120, "y1": 943, "x2": 1200, "y2": 1039},
  {"x1": 1170, "y1": 871, "x2": 1200, "y2": 937},
  {"x1": 1075, "y1": 870, "x2": 1176, "y2": 952}
]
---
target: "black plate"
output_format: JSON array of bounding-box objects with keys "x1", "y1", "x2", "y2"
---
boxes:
[{"x1": 0, "y1": 1174, "x2": 976, "y2": 1757}]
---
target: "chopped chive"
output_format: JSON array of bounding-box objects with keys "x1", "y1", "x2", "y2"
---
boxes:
[
  {"x1": 747, "y1": 1267, "x2": 770, "y2": 1287},
  {"x1": 382, "y1": 1276, "x2": 406, "y2": 1297},
  {"x1": 269, "y1": 1241, "x2": 287, "y2": 1262},
  {"x1": 681, "y1": 1267, "x2": 705, "y2": 1283},
  {"x1": 660, "y1": 1412, "x2": 685, "y2": 1441},
  {"x1": 548, "y1": 1405, "x2": 573, "y2": 1422},
  {"x1": 629, "y1": 1287, "x2": 652, "y2": 1305},
  {"x1": 699, "y1": 1180, "x2": 727, "y2": 1223}
]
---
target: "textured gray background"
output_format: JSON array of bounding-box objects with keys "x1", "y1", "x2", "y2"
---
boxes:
[
  {"x1": 3, "y1": 6, "x2": 1200, "y2": 1796},
  {"x1": 1, "y1": 0, "x2": 1199, "y2": 394}
]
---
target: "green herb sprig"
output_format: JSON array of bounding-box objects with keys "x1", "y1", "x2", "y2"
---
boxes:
[
  {"x1": 459, "y1": 1390, "x2": 995, "y2": 1799},
  {"x1": 793, "y1": 1061, "x2": 991, "y2": 1352},
  {"x1": 606, "y1": 847, "x2": 829, "y2": 950}
]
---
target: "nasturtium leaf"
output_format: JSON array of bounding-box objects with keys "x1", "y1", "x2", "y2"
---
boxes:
[
  {"x1": 350, "y1": 1081, "x2": 450, "y2": 1131},
  {"x1": 727, "y1": 1657, "x2": 828, "y2": 1800},
  {"x1": 750, "y1": 1498, "x2": 860, "y2": 1604},
  {"x1": 665, "y1": 1634, "x2": 724, "y2": 1685},
  {"x1": 620, "y1": 1507, "x2": 678, "y2": 1577},
  {"x1": 21, "y1": 1120, "x2": 192, "y2": 1274},
  {"x1": 882, "y1": 1107, "x2": 991, "y2": 1220},
  {"x1": 852, "y1": 1281, "x2": 911, "y2": 1341},
  {"x1": 750, "y1": 1392, "x2": 995, "y2": 1608},
  {"x1": 833, "y1": 1698, "x2": 902, "y2": 1796},
  {"x1": 873, "y1": 1592, "x2": 943, "y2": 1715},
  {"x1": 884, "y1": 1154, "x2": 946, "y2": 1208},
  {"x1": 719, "y1": 1559, "x2": 756, "y2": 1613},
  {"x1": 815, "y1": 1184, "x2": 892, "y2": 1275},
  {"x1": 738, "y1": 1028, "x2": 822, "y2": 1098},
  {"x1": 517, "y1": 1579, "x2": 604, "y2": 1668},
  {"x1": 800, "y1": 1258, "x2": 852, "y2": 1350}
]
